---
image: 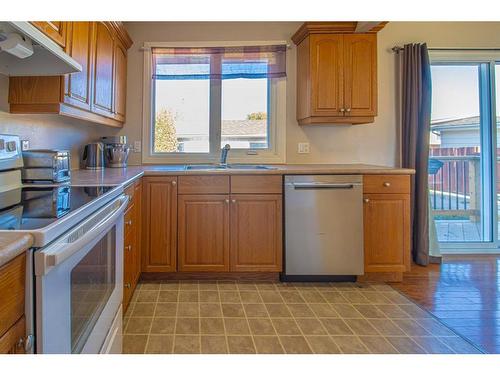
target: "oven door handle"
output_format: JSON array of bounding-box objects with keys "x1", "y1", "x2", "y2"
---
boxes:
[{"x1": 35, "y1": 195, "x2": 129, "y2": 276}]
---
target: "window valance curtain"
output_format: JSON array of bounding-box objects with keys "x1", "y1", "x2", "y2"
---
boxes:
[{"x1": 152, "y1": 45, "x2": 287, "y2": 80}]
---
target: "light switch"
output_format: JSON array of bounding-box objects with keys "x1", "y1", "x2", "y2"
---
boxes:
[
  {"x1": 298, "y1": 142, "x2": 310, "y2": 154},
  {"x1": 21, "y1": 140, "x2": 30, "y2": 151}
]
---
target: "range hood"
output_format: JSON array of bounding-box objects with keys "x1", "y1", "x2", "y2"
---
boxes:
[{"x1": 0, "y1": 22, "x2": 82, "y2": 76}]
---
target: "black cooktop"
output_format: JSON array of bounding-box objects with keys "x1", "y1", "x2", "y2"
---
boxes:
[{"x1": 0, "y1": 185, "x2": 115, "y2": 230}]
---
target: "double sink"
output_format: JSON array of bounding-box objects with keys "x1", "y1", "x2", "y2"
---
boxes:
[{"x1": 185, "y1": 164, "x2": 276, "y2": 170}]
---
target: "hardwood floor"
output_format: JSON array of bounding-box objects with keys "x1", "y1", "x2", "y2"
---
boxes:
[{"x1": 390, "y1": 255, "x2": 500, "y2": 353}]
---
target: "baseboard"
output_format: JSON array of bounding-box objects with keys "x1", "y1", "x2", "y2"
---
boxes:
[
  {"x1": 357, "y1": 272, "x2": 403, "y2": 282},
  {"x1": 140, "y1": 272, "x2": 280, "y2": 282}
]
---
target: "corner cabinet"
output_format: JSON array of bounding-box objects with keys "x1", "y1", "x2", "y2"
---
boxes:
[
  {"x1": 9, "y1": 22, "x2": 132, "y2": 128},
  {"x1": 361, "y1": 175, "x2": 411, "y2": 282},
  {"x1": 292, "y1": 22, "x2": 380, "y2": 125},
  {"x1": 30, "y1": 21, "x2": 67, "y2": 48}
]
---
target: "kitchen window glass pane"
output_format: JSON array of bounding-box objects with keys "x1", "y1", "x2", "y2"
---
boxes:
[
  {"x1": 496, "y1": 63, "x2": 500, "y2": 241},
  {"x1": 71, "y1": 229, "x2": 115, "y2": 353},
  {"x1": 221, "y1": 77, "x2": 269, "y2": 149},
  {"x1": 153, "y1": 63, "x2": 210, "y2": 153}
]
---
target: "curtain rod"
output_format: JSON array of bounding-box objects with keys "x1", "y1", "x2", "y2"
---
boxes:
[{"x1": 392, "y1": 46, "x2": 500, "y2": 53}]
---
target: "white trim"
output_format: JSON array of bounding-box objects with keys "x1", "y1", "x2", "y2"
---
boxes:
[
  {"x1": 440, "y1": 247, "x2": 500, "y2": 255},
  {"x1": 429, "y1": 49, "x2": 500, "y2": 63},
  {"x1": 141, "y1": 42, "x2": 287, "y2": 164}
]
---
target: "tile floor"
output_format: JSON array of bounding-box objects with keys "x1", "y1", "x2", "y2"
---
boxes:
[{"x1": 122, "y1": 280, "x2": 482, "y2": 354}]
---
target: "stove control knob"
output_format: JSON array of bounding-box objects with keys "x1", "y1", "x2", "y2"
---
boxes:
[{"x1": 6, "y1": 141, "x2": 17, "y2": 152}]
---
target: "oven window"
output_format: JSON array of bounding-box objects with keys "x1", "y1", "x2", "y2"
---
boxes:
[{"x1": 70, "y1": 229, "x2": 116, "y2": 353}]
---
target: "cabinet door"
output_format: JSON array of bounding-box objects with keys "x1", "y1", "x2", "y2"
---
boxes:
[
  {"x1": 113, "y1": 40, "x2": 127, "y2": 122},
  {"x1": 133, "y1": 182, "x2": 142, "y2": 282},
  {"x1": 343, "y1": 34, "x2": 377, "y2": 117},
  {"x1": 92, "y1": 22, "x2": 114, "y2": 118},
  {"x1": 0, "y1": 316, "x2": 26, "y2": 354},
  {"x1": 310, "y1": 34, "x2": 344, "y2": 116},
  {"x1": 31, "y1": 21, "x2": 66, "y2": 48},
  {"x1": 230, "y1": 195, "x2": 282, "y2": 272},
  {"x1": 178, "y1": 195, "x2": 230, "y2": 272},
  {"x1": 363, "y1": 194, "x2": 410, "y2": 273},
  {"x1": 143, "y1": 177, "x2": 178, "y2": 272},
  {"x1": 64, "y1": 22, "x2": 94, "y2": 111}
]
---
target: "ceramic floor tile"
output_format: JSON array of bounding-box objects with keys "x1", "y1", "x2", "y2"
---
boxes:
[
  {"x1": 201, "y1": 335, "x2": 228, "y2": 354},
  {"x1": 254, "y1": 336, "x2": 285, "y2": 354},
  {"x1": 145, "y1": 335, "x2": 174, "y2": 354},
  {"x1": 123, "y1": 334, "x2": 148, "y2": 354},
  {"x1": 279, "y1": 336, "x2": 313, "y2": 354},
  {"x1": 306, "y1": 336, "x2": 341, "y2": 354},
  {"x1": 173, "y1": 335, "x2": 201, "y2": 354},
  {"x1": 126, "y1": 280, "x2": 478, "y2": 355}
]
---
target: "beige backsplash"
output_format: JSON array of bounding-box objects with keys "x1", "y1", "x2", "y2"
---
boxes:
[{"x1": 0, "y1": 74, "x2": 119, "y2": 169}]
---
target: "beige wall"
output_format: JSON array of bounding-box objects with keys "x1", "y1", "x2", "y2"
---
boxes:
[
  {"x1": 2, "y1": 22, "x2": 500, "y2": 169},
  {"x1": 0, "y1": 74, "x2": 119, "y2": 169},
  {"x1": 120, "y1": 21, "x2": 500, "y2": 167}
]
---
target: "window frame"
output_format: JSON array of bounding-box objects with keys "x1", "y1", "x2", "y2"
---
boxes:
[
  {"x1": 429, "y1": 50, "x2": 500, "y2": 252},
  {"x1": 142, "y1": 41, "x2": 287, "y2": 164}
]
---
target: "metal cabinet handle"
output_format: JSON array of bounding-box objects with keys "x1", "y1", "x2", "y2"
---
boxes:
[
  {"x1": 172, "y1": 180, "x2": 177, "y2": 185},
  {"x1": 225, "y1": 199, "x2": 229, "y2": 204},
  {"x1": 231, "y1": 199, "x2": 236, "y2": 203},
  {"x1": 339, "y1": 108, "x2": 345, "y2": 113},
  {"x1": 125, "y1": 283, "x2": 131, "y2": 288},
  {"x1": 383, "y1": 182, "x2": 391, "y2": 187},
  {"x1": 125, "y1": 245, "x2": 132, "y2": 251},
  {"x1": 125, "y1": 220, "x2": 132, "y2": 225},
  {"x1": 24, "y1": 335, "x2": 34, "y2": 352},
  {"x1": 346, "y1": 108, "x2": 351, "y2": 113},
  {"x1": 363, "y1": 198, "x2": 370, "y2": 203}
]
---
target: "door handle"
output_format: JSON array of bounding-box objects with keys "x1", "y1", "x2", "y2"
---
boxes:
[{"x1": 292, "y1": 183, "x2": 355, "y2": 190}]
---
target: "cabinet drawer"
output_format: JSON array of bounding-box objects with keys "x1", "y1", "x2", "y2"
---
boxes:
[
  {"x1": 231, "y1": 175, "x2": 282, "y2": 194},
  {"x1": 0, "y1": 253, "x2": 26, "y2": 338},
  {"x1": 363, "y1": 175, "x2": 410, "y2": 194},
  {"x1": 178, "y1": 175, "x2": 230, "y2": 194}
]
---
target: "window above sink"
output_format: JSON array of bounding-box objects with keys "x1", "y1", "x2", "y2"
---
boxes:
[{"x1": 141, "y1": 41, "x2": 287, "y2": 165}]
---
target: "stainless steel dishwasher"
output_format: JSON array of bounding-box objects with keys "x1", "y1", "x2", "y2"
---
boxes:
[{"x1": 283, "y1": 175, "x2": 364, "y2": 281}]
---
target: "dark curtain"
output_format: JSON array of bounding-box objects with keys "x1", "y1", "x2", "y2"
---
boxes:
[{"x1": 401, "y1": 43, "x2": 432, "y2": 266}]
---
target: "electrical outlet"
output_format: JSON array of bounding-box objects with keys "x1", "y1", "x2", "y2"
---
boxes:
[
  {"x1": 297, "y1": 142, "x2": 310, "y2": 154},
  {"x1": 21, "y1": 140, "x2": 30, "y2": 151},
  {"x1": 133, "y1": 141, "x2": 142, "y2": 153}
]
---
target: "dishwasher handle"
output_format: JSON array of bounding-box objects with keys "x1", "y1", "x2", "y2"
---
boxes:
[{"x1": 291, "y1": 182, "x2": 358, "y2": 190}]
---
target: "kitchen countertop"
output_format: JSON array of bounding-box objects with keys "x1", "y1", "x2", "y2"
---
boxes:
[
  {"x1": 70, "y1": 164, "x2": 415, "y2": 187},
  {"x1": 0, "y1": 232, "x2": 33, "y2": 268}
]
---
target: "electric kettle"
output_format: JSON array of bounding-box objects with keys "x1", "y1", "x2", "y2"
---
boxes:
[{"x1": 82, "y1": 142, "x2": 105, "y2": 170}]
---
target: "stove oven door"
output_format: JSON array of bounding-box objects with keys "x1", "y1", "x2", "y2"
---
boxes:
[{"x1": 34, "y1": 195, "x2": 128, "y2": 354}]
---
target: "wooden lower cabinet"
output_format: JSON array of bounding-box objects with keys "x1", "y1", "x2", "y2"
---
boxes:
[
  {"x1": 178, "y1": 195, "x2": 230, "y2": 272},
  {"x1": 0, "y1": 253, "x2": 27, "y2": 354},
  {"x1": 363, "y1": 193, "x2": 410, "y2": 274},
  {"x1": 230, "y1": 194, "x2": 282, "y2": 272},
  {"x1": 123, "y1": 180, "x2": 143, "y2": 312},
  {"x1": 142, "y1": 177, "x2": 178, "y2": 273}
]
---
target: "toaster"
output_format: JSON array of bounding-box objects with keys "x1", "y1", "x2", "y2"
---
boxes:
[{"x1": 22, "y1": 149, "x2": 71, "y2": 183}]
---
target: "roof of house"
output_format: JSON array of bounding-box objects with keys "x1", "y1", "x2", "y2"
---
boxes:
[
  {"x1": 431, "y1": 116, "x2": 500, "y2": 131},
  {"x1": 221, "y1": 120, "x2": 267, "y2": 136}
]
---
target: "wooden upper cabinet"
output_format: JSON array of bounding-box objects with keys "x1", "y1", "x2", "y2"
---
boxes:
[
  {"x1": 31, "y1": 21, "x2": 66, "y2": 48},
  {"x1": 343, "y1": 34, "x2": 377, "y2": 117},
  {"x1": 178, "y1": 195, "x2": 230, "y2": 272},
  {"x1": 310, "y1": 34, "x2": 344, "y2": 117},
  {"x1": 113, "y1": 40, "x2": 127, "y2": 121},
  {"x1": 230, "y1": 194, "x2": 282, "y2": 272},
  {"x1": 292, "y1": 22, "x2": 382, "y2": 125},
  {"x1": 9, "y1": 22, "x2": 131, "y2": 128},
  {"x1": 92, "y1": 22, "x2": 114, "y2": 117},
  {"x1": 142, "y1": 177, "x2": 177, "y2": 273},
  {"x1": 64, "y1": 22, "x2": 94, "y2": 111}
]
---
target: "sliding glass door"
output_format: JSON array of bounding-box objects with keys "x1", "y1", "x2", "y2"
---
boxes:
[{"x1": 429, "y1": 55, "x2": 499, "y2": 252}]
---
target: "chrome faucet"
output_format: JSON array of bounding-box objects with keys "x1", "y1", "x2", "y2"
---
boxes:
[{"x1": 220, "y1": 144, "x2": 231, "y2": 166}]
